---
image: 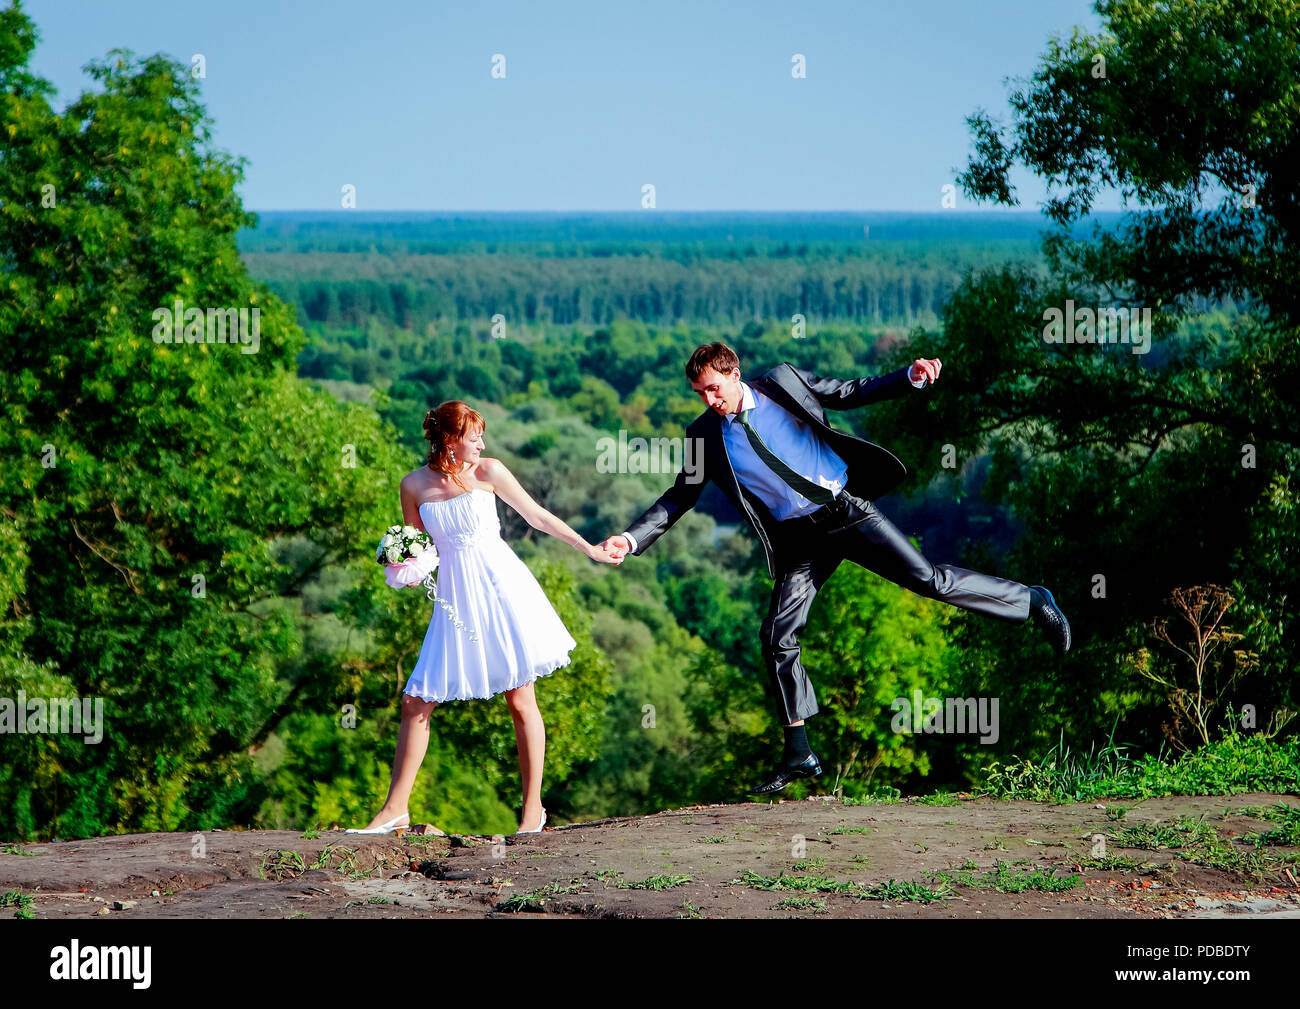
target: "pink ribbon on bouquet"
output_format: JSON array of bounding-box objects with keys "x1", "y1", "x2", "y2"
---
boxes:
[{"x1": 384, "y1": 547, "x2": 439, "y2": 590}]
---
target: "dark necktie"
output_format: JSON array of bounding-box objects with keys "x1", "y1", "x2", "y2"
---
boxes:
[{"x1": 734, "y1": 407, "x2": 836, "y2": 506}]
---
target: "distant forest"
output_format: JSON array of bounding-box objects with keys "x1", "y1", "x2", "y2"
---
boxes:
[{"x1": 240, "y1": 211, "x2": 1061, "y2": 330}]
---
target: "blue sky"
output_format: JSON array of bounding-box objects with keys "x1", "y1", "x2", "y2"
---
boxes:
[{"x1": 23, "y1": 0, "x2": 1112, "y2": 212}]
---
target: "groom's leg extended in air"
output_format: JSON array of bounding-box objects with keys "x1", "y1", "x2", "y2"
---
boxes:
[
  {"x1": 747, "y1": 492, "x2": 1072, "y2": 796},
  {"x1": 831, "y1": 493, "x2": 1070, "y2": 651}
]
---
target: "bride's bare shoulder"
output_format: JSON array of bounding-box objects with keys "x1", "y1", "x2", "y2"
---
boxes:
[
  {"x1": 475, "y1": 457, "x2": 508, "y2": 489},
  {"x1": 401, "y1": 466, "x2": 432, "y2": 489}
]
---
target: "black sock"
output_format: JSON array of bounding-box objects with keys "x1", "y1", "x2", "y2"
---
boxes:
[{"x1": 783, "y1": 724, "x2": 812, "y2": 762}]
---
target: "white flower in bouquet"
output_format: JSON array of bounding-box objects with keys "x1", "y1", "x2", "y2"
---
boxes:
[
  {"x1": 373, "y1": 523, "x2": 474, "y2": 641},
  {"x1": 374, "y1": 525, "x2": 439, "y2": 578}
]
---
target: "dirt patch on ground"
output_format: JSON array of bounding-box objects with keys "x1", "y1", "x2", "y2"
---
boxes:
[{"x1": 3, "y1": 793, "x2": 1297, "y2": 919}]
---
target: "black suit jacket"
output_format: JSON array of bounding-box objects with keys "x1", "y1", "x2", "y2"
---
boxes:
[{"x1": 624, "y1": 362, "x2": 916, "y2": 579}]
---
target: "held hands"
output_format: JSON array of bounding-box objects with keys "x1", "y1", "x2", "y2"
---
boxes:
[
  {"x1": 908, "y1": 357, "x2": 942, "y2": 385},
  {"x1": 584, "y1": 538, "x2": 626, "y2": 565},
  {"x1": 595, "y1": 534, "x2": 630, "y2": 565}
]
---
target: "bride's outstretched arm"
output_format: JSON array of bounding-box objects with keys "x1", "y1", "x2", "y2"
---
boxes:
[{"x1": 480, "y1": 457, "x2": 621, "y2": 565}]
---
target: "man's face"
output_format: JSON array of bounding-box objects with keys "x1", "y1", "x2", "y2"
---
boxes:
[{"x1": 691, "y1": 366, "x2": 743, "y2": 416}]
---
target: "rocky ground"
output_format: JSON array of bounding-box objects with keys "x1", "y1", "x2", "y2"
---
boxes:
[{"x1": 3, "y1": 792, "x2": 1298, "y2": 919}]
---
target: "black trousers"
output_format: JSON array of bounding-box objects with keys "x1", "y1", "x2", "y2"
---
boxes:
[{"x1": 759, "y1": 491, "x2": 1031, "y2": 725}]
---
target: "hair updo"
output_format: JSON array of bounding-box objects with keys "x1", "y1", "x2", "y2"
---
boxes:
[{"x1": 424, "y1": 400, "x2": 485, "y2": 493}]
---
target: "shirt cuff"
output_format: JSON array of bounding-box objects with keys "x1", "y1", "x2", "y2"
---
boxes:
[
  {"x1": 621, "y1": 531, "x2": 638, "y2": 553},
  {"x1": 909, "y1": 372, "x2": 928, "y2": 388}
]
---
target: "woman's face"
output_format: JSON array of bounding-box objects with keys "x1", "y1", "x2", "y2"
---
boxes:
[{"x1": 451, "y1": 425, "x2": 485, "y2": 467}]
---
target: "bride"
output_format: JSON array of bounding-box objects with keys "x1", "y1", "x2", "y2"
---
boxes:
[{"x1": 348, "y1": 400, "x2": 622, "y2": 836}]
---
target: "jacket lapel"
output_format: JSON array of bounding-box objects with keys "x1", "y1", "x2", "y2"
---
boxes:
[
  {"x1": 704, "y1": 407, "x2": 744, "y2": 501},
  {"x1": 751, "y1": 365, "x2": 821, "y2": 428}
]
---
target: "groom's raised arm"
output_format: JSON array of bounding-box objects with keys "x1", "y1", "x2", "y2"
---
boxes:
[{"x1": 789, "y1": 363, "x2": 924, "y2": 411}]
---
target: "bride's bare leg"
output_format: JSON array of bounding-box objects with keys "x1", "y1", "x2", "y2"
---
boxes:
[
  {"x1": 504, "y1": 681, "x2": 545, "y2": 831},
  {"x1": 359, "y1": 692, "x2": 437, "y2": 830}
]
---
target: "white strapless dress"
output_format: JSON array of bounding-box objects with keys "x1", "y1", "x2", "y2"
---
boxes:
[{"x1": 402, "y1": 489, "x2": 577, "y2": 702}]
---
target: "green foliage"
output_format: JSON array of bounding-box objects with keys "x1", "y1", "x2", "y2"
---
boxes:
[
  {"x1": 980, "y1": 720, "x2": 1300, "y2": 802},
  {"x1": 0, "y1": 12, "x2": 406, "y2": 837},
  {"x1": 870, "y1": 0, "x2": 1300, "y2": 770}
]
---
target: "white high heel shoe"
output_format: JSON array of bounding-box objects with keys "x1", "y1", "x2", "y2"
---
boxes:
[
  {"x1": 516, "y1": 807, "x2": 547, "y2": 835},
  {"x1": 345, "y1": 812, "x2": 410, "y2": 835}
]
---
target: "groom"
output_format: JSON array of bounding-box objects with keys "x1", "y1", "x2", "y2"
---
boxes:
[{"x1": 601, "y1": 342, "x2": 1071, "y2": 796}]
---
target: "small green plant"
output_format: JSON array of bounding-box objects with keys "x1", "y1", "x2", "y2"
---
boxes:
[
  {"x1": 677, "y1": 901, "x2": 703, "y2": 919},
  {"x1": 1242, "y1": 803, "x2": 1300, "y2": 848},
  {"x1": 1080, "y1": 853, "x2": 1152, "y2": 872},
  {"x1": 617, "y1": 874, "x2": 692, "y2": 891},
  {"x1": 791, "y1": 857, "x2": 826, "y2": 871},
  {"x1": 497, "y1": 880, "x2": 587, "y2": 912},
  {"x1": 309, "y1": 844, "x2": 389, "y2": 880},
  {"x1": 842, "y1": 787, "x2": 902, "y2": 806},
  {"x1": 697, "y1": 836, "x2": 728, "y2": 844},
  {"x1": 859, "y1": 878, "x2": 953, "y2": 903},
  {"x1": 773, "y1": 895, "x2": 828, "y2": 913},
  {"x1": 402, "y1": 834, "x2": 448, "y2": 850},
  {"x1": 2, "y1": 889, "x2": 35, "y2": 919},
  {"x1": 828, "y1": 826, "x2": 872, "y2": 835},
  {"x1": 259, "y1": 849, "x2": 306, "y2": 881},
  {"x1": 735, "y1": 870, "x2": 856, "y2": 894},
  {"x1": 926, "y1": 861, "x2": 1082, "y2": 894},
  {"x1": 1111, "y1": 816, "x2": 1217, "y2": 851},
  {"x1": 917, "y1": 792, "x2": 961, "y2": 806}
]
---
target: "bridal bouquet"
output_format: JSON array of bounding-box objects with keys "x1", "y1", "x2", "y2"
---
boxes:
[
  {"x1": 376, "y1": 525, "x2": 439, "y2": 593},
  {"x1": 374, "y1": 524, "x2": 479, "y2": 642}
]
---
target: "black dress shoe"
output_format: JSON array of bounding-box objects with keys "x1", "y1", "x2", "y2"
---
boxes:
[
  {"x1": 747, "y1": 752, "x2": 823, "y2": 795},
  {"x1": 1029, "y1": 585, "x2": 1071, "y2": 654}
]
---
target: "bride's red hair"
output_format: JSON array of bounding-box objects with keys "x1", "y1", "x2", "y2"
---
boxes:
[{"x1": 424, "y1": 401, "x2": 485, "y2": 493}]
